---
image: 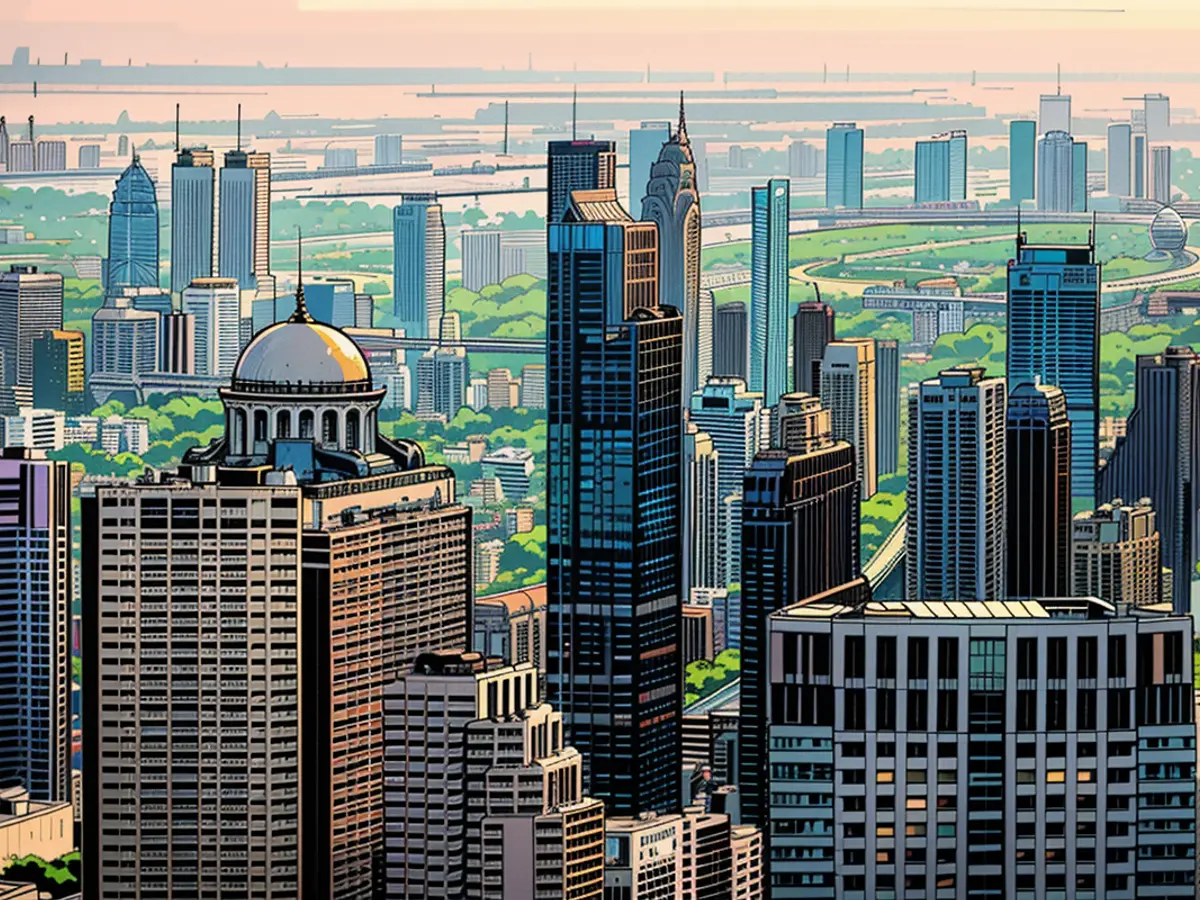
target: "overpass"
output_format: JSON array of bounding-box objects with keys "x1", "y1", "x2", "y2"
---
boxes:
[
  {"x1": 704, "y1": 207, "x2": 1167, "y2": 230},
  {"x1": 345, "y1": 328, "x2": 545, "y2": 355}
]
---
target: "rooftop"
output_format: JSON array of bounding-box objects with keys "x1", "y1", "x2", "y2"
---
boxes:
[{"x1": 774, "y1": 596, "x2": 1161, "y2": 621}]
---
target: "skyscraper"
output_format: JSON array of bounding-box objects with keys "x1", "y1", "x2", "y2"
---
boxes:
[
  {"x1": 791, "y1": 299, "x2": 833, "y2": 396},
  {"x1": 1039, "y1": 92, "x2": 1072, "y2": 133},
  {"x1": 642, "y1": 97, "x2": 704, "y2": 399},
  {"x1": 1006, "y1": 383, "x2": 1072, "y2": 599},
  {"x1": 684, "y1": 426, "x2": 721, "y2": 593},
  {"x1": 0, "y1": 265, "x2": 63, "y2": 390},
  {"x1": 875, "y1": 338, "x2": 899, "y2": 477},
  {"x1": 460, "y1": 229, "x2": 502, "y2": 291},
  {"x1": 1072, "y1": 139, "x2": 1088, "y2": 211},
  {"x1": 547, "y1": 187, "x2": 683, "y2": 815},
  {"x1": 374, "y1": 134, "x2": 403, "y2": 166},
  {"x1": 712, "y1": 302, "x2": 747, "y2": 380},
  {"x1": 31, "y1": 329, "x2": 86, "y2": 413},
  {"x1": 787, "y1": 140, "x2": 819, "y2": 179},
  {"x1": 182, "y1": 277, "x2": 241, "y2": 377},
  {"x1": 749, "y1": 178, "x2": 789, "y2": 408},
  {"x1": 1098, "y1": 346, "x2": 1200, "y2": 614},
  {"x1": 906, "y1": 367, "x2": 1006, "y2": 600},
  {"x1": 1133, "y1": 131, "x2": 1149, "y2": 198},
  {"x1": 1072, "y1": 499, "x2": 1164, "y2": 607},
  {"x1": 217, "y1": 149, "x2": 269, "y2": 291},
  {"x1": 914, "y1": 130, "x2": 967, "y2": 204},
  {"x1": 1007, "y1": 231, "x2": 1100, "y2": 503},
  {"x1": 89, "y1": 299, "x2": 160, "y2": 376},
  {"x1": 170, "y1": 147, "x2": 215, "y2": 294},
  {"x1": 1152, "y1": 145, "x2": 1172, "y2": 203},
  {"x1": 392, "y1": 194, "x2": 445, "y2": 339},
  {"x1": 825, "y1": 122, "x2": 864, "y2": 209},
  {"x1": 1107, "y1": 122, "x2": 1132, "y2": 196},
  {"x1": 1009, "y1": 119, "x2": 1036, "y2": 205},
  {"x1": 546, "y1": 140, "x2": 617, "y2": 223},
  {"x1": 819, "y1": 338, "x2": 877, "y2": 498},
  {"x1": 1143, "y1": 92, "x2": 1171, "y2": 140},
  {"x1": 628, "y1": 119, "x2": 671, "y2": 218},
  {"x1": 0, "y1": 449, "x2": 71, "y2": 804},
  {"x1": 1036, "y1": 130, "x2": 1074, "y2": 212},
  {"x1": 106, "y1": 156, "x2": 159, "y2": 294},
  {"x1": 772, "y1": 391, "x2": 832, "y2": 455}
]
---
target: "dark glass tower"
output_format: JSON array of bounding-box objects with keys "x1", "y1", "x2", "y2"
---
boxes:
[
  {"x1": 792, "y1": 300, "x2": 834, "y2": 396},
  {"x1": 546, "y1": 187, "x2": 683, "y2": 815},
  {"x1": 876, "y1": 338, "x2": 900, "y2": 477},
  {"x1": 546, "y1": 140, "x2": 617, "y2": 223},
  {"x1": 712, "y1": 302, "x2": 747, "y2": 380},
  {"x1": 1006, "y1": 383, "x2": 1072, "y2": 598}
]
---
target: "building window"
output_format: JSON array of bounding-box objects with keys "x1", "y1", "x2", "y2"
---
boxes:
[
  {"x1": 937, "y1": 637, "x2": 958, "y2": 680},
  {"x1": 969, "y1": 638, "x2": 1006, "y2": 690},
  {"x1": 1017, "y1": 690, "x2": 1037, "y2": 731},
  {"x1": 937, "y1": 690, "x2": 958, "y2": 730},
  {"x1": 844, "y1": 689, "x2": 866, "y2": 730},
  {"x1": 907, "y1": 689, "x2": 928, "y2": 731},
  {"x1": 876, "y1": 688, "x2": 896, "y2": 731},
  {"x1": 1108, "y1": 634, "x2": 1127, "y2": 678},
  {"x1": 276, "y1": 410, "x2": 291, "y2": 439},
  {"x1": 1078, "y1": 636, "x2": 1098, "y2": 679},
  {"x1": 1077, "y1": 689, "x2": 1097, "y2": 730},
  {"x1": 322, "y1": 410, "x2": 339, "y2": 445},
  {"x1": 1016, "y1": 637, "x2": 1038, "y2": 680},
  {"x1": 254, "y1": 409, "x2": 268, "y2": 443},
  {"x1": 1047, "y1": 637, "x2": 1068, "y2": 679},
  {"x1": 877, "y1": 636, "x2": 897, "y2": 679},
  {"x1": 299, "y1": 409, "x2": 315, "y2": 439},
  {"x1": 346, "y1": 409, "x2": 361, "y2": 450},
  {"x1": 1046, "y1": 689, "x2": 1068, "y2": 731},
  {"x1": 907, "y1": 637, "x2": 928, "y2": 681},
  {"x1": 844, "y1": 635, "x2": 865, "y2": 678}
]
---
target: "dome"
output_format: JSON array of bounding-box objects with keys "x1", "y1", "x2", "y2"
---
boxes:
[
  {"x1": 1150, "y1": 207, "x2": 1188, "y2": 253},
  {"x1": 234, "y1": 318, "x2": 371, "y2": 388}
]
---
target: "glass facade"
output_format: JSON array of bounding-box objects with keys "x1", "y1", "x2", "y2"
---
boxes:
[
  {"x1": 825, "y1": 124, "x2": 864, "y2": 209},
  {"x1": 106, "y1": 158, "x2": 159, "y2": 293},
  {"x1": 750, "y1": 178, "x2": 790, "y2": 407},
  {"x1": 1009, "y1": 120, "x2": 1036, "y2": 205}
]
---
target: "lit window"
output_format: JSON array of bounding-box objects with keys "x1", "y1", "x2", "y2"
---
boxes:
[
  {"x1": 906, "y1": 798, "x2": 927, "y2": 810},
  {"x1": 877, "y1": 826, "x2": 894, "y2": 837},
  {"x1": 1047, "y1": 771, "x2": 1065, "y2": 783},
  {"x1": 906, "y1": 823, "x2": 927, "y2": 837},
  {"x1": 1077, "y1": 770, "x2": 1093, "y2": 782},
  {"x1": 877, "y1": 771, "x2": 894, "y2": 783}
]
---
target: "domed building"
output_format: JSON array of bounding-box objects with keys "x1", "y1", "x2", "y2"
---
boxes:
[{"x1": 1147, "y1": 206, "x2": 1189, "y2": 260}]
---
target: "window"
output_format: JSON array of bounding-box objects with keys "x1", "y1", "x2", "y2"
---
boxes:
[
  {"x1": 1017, "y1": 690, "x2": 1037, "y2": 731},
  {"x1": 322, "y1": 410, "x2": 339, "y2": 445},
  {"x1": 907, "y1": 689, "x2": 928, "y2": 731},
  {"x1": 845, "y1": 689, "x2": 866, "y2": 730},
  {"x1": 1078, "y1": 636, "x2": 1098, "y2": 679},
  {"x1": 1077, "y1": 689, "x2": 1097, "y2": 730},
  {"x1": 937, "y1": 690, "x2": 958, "y2": 730},
  {"x1": 276, "y1": 410, "x2": 291, "y2": 439},
  {"x1": 1107, "y1": 634, "x2": 1127, "y2": 678},
  {"x1": 1108, "y1": 689, "x2": 1131, "y2": 729},
  {"x1": 877, "y1": 636, "x2": 897, "y2": 679},
  {"x1": 969, "y1": 638, "x2": 1006, "y2": 690},
  {"x1": 845, "y1": 635, "x2": 865, "y2": 678},
  {"x1": 876, "y1": 689, "x2": 896, "y2": 731},
  {"x1": 299, "y1": 409, "x2": 315, "y2": 439},
  {"x1": 906, "y1": 798, "x2": 927, "y2": 810},
  {"x1": 876, "y1": 770, "x2": 894, "y2": 783},
  {"x1": 1047, "y1": 637, "x2": 1068, "y2": 679},
  {"x1": 878, "y1": 741, "x2": 896, "y2": 758},
  {"x1": 907, "y1": 637, "x2": 929, "y2": 681},
  {"x1": 1046, "y1": 690, "x2": 1068, "y2": 731},
  {"x1": 345, "y1": 409, "x2": 361, "y2": 450},
  {"x1": 937, "y1": 637, "x2": 959, "y2": 680},
  {"x1": 1016, "y1": 637, "x2": 1038, "y2": 680}
]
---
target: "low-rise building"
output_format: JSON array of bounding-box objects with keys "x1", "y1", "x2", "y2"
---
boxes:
[
  {"x1": 0, "y1": 786, "x2": 74, "y2": 863},
  {"x1": 480, "y1": 446, "x2": 534, "y2": 501},
  {"x1": 504, "y1": 506, "x2": 535, "y2": 536},
  {"x1": 474, "y1": 538, "x2": 505, "y2": 587},
  {"x1": 473, "y1": 584, "x2": 546, "y2": 676}
]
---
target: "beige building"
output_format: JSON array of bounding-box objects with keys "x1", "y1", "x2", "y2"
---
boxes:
[
  {"x1": 1072, "y1": 497, "x2": 1165, "y2": 607},
  {"x1": 486, "y1": 367, "x2": 519, "y2": 409},
  {"x1": 730, "y1": 825, "x2": 764, "y2": 900},
  {"x1": 772, "y1": 392, "x2": 832, "y2": 455},
  {"x1": 819, "y1": 338, "x2": 877, "y2": 498},
  {"x1": 473, "y1": 584, "x2": 547, "y2": 676},
  {"x1": 0, "y1": 787, "x2": 73, "y2": 863}
]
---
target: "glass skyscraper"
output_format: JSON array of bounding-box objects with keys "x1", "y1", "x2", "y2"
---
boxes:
[
  {"x1": 1072, "y1": 140, "x2": 1088, "y2": 212},
  {"x1": 1037, "y1": 130, "x2": 1074, "y2": 213},
  {"x1": 914, "y1": 138, "x2": 950, "y2": 204},
  {"x1": 546, "y1": 140, "x2": 617, "y2": 223},
  {"x1": 825, "y1": 122, "x2": 864, "y2": 209},
  {"x1": 106, "y1": 156, "x2": 159, "y2": 294},
  {"x1": 1007, "y1": 234, "x2": 1100, "y2": 504},
  {"x1": 628, "y1": 120, "x2": 671, "y2": 219},
  {"x1": 170, "y1": 147, "x2": 214, "y2": 294},
  {"x1": 1107, "y1": 123, "x2": 1132, "y2": 197},
  {"x1": 218, "y1": 155, "x2": 255, "y2": 290},
  {"x1": 546, "y1": 187, "x2": 683, "y2": 816},
  {"x1": 1009, "y1": 119, "x2": 1036, "y2": 205},
  {"x1": 392, "y1": 194, "x2": 445, "y2": 339},
  {"x1": 749, "y1": 178, "x2": 789, "y2": 408}
]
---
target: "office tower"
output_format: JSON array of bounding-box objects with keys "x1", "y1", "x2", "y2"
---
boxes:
[
  {"x1": 481, "y1": 446, "x2": 534, "y2": 500},
  {"x1": 1143, "y1": 91, "x2": 1171, "y2": 140},
  {"x1": 354, "y1": 292, "x2": 373, "y2": 328},
  {"x1": 1099, "y1": 347, "x2": 1200, "y2": 614},
  {"x1": 122, "y1": 287, "x2": 172, "y2": 317},
  {"x1": 78, "y1": 144, "x2": 101, "y2": 169},
  {"x1": 1072, "y1": 139, "x2": 1088, "y2": 211},
  {"x1": 35, "y1": 141, "x2": 66, "y2": 172},
  {"x1": 739, "y1": 434, "x2": 861, "y2": 829},
  {"x1": 0, "y1": 266, "x2": 63, "y2": 389},
  {"x1": 792, "y1": 300, "x2": 833, "y2": 395},
  {"x1": 519, "y1": 363, "x2": 545, "y2": 408},
  {"x1": 0, "y1": 449, "x2": 70, "y2": 804},
  {"x1": 713, "y1": 302, "x2": 747, "y2": 380},
  {"x1": 642, "y1": 98, "x2": 704, "y2": 400},
  {"x1": 1133, "y1": 131, "x2": 1149, "y2": 198},
  {"x1": 1006, "y1": 383, "x2": 1072, "y2": 599},
  {"x1": 819, "y1": 338, "x2": 877, "y2": 498},
  {"x1": 547, "y1": 188, "x2": 682, "y2": 815},
  {"x1": 392, "y1": 194, "x2": 445, "y2": 338},
  {"x1": 765, "y1": 595, "x2": 1197, "y2": 898},
  {"x1": 374, "y1": 133, "x2": 403, "y2": 166},
  {"x1": 1152, "y1": 145, "x2": 1172, "y2": 203},
  {"x1": 629, "y1": 119, "x2": 671, "y2": 218},
  {"x1": 461, "y1": 229, "x2": 503, "y2": 291},
  {"x1": 692, "y1": 137, "x2": 710, "y2": 192},
  {"x1": 1107, "y1": 123, "x2": 1132, "y2": 196},
  {"x1": 1007, "y1": 231, "x2": 1100, "y2": 503},
  {"x1": 383, "y1": 652, "x2": 603, "y2": 899},
  {"x1": 788, "y1": 139, "x2": 818, "y2": 179},
  {"x1": 160, "y1": 311, "x2": 195, "y2": 374},
  {"x1": 170, "y1": 147, "x2": 215, "y2": 294},
  {"x1": 485, "y1": 367, "x2": 518, "y2": 408},
  {"x1": 546, "y1": 139, "x2": 617, "y2": 223},
  {"x1": 1008, "y1": 119, "x2": 1036, "y2": 205},
  {"x1": 907, "y1": 367, "x2": 1006, "y2": 600},
  {"x1": 874, "y1": 339, "x2": 900, "y2": 478},
  {"x1": 105, "y1": 156, "x2": 159, "y2": 294},
  {"x1": 825, "y1": 122, "x2": 864, "y2": 209},
  {"x1": 1036, "y1": 131, "x2": 1074, "y2": 212},
  {"x1": 302, "y1": 278, "x2": 356, "y2": 328},
  {"x1": 772, "y1": 392, "x2": 832, "y2": 455},
  {"x1": 697, "y1": 288, "x2": 713, "y2": 393},
  {"x1": 749, "y1": 178, "x2": 789, "y2": 407},
  {"x1": 684, "y1": 426, "x2": 721, "y2": 593},
  {"x1": 415, "y1": 347, "x2": 467, "y2": 420},
  {"x1": 1072, "y1": 499, "x2": 1163, "y2": 607},
  {"x1": 90, "y1": 299, "x2": 160, "y2": 376},
  {"x1": 1, "y1": 409, "x2": 65, "y2": 451},
  {"x1": 31, "y1": 330, "x2": 85, "y2": 413},
  {"x1": 1039, "y1": 92, "x2": 1072, "y2": 133},
  {"x1": 218, "y1": 149, "x2": 271, "y2": 291},
  {"x1": 914, "y1": 130, "x2": 967, "y2": 204},
  {"x1": 83, "y1": 290, "x2": 472, "y2": 899},
  {"x1": 182, "y1": 277, "x2": 241, "y2": 378}
]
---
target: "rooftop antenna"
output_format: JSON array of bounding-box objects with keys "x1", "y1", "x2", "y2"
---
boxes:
[
  {"x1": 1056, "y1": 63, "x2": 1061, "y2": 96},
  {"x1": 175, "y1": 103, "x2": 180, "y2": 153},
  {"x1": 1089, "y1": 210, "x2": 1096, "y2": 248},
  {"x1": 503, "y1": 100, "x2": 509, "y2": 155},
  {"x1": 236, "y1": 103, "x2": 242, "y2": 152},
  {"x1": 571, "y1": 84, "x2": 578, "y2": 140},
  {"x1": 813, "y1": 282, "x2": 822, "y2": 304},
  {"x1": 1015, "y1": 207, "x2": 1024, "y2": 249},
  {"x1": 290, "y1": 228, "x2": 311, "y2": 323},
  {"x1": 678, "y1": 90, "x2": 687, "y2": 141}
]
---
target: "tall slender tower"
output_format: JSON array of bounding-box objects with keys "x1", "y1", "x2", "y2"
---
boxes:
[
  {"x1": 392, "y1": 194, "x2": 446, "y2": 339},
  {"x1": 792, "y1": 299, "x2": 833, "y2": 396},
  {"x1": 171, "y1": 146, "x2": 215, "y2": 294},
  {"x1": 106, "y1": 156, "x2": 160, "y2": 294},
  {"x1": 749, "y1": 178, "x2": 789, "y2": 408},
  {"x1": 547, "y1": 186, "x2": 683, "y2": 816}
]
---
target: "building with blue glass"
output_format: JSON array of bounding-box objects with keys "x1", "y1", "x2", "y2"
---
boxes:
[
  {"x1": 825, "y1": 123, "x2": 863, "y2": 209},
  {"x1": 750, "y1": 178, "x2": 789, "y2": 408},
  {"x1": 1007, "y1": 233, "x2": 1100, "y2": 504},
  {"x1": 1107, "y1": 123, "x2": 1132, "y2": 197},
  {"x1": 546, "y1": 187, "x2": 683, "y2": 816},
  {"x1": 1036, "y1": 131, "x2": 1074, "y2": 212},
  {"x1": 629, "y1": 120, "x2": 671, "y2": 219},
  {"x1": 392, "y1": 195, "x2": 445, "y2": 339},
  {"x1": 547, "y1": 140, "x2": 617, "y2": 224},
  {"x1": 218, "y1": 155, "x2": 255, "y2": 290},
  {"x1": 1072, "y1": 140, "x2": 1088, "y2": 212},
  {"x1": 1133, "y1": 132, "x2": 1149, "y2": 198},
  {"x1": 1009, "y1": 119, "x2": 1036, "y2": 205},
  {"x1": 170, "y1": 148, "x2": 214, "y2": 294},
  {"x1": 915, "y1": 130, "x2": 967, "y2": 205},
  {"x1": 106, "y1": 156, "x2": 159, "y2": 295}
]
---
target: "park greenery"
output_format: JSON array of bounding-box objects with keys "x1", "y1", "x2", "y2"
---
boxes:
[
  {"x1": 1, "y1": 852, "x2": 80, "y2": 899},
  {"x1": 684, "y1": 649, "x2": 741, "y2": 708},
  {"x1": 445, "y1": 275, "x2": 546, "y2": 339}
]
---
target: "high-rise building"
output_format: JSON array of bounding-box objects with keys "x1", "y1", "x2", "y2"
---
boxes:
[
  {"x1": 1152, "y1": 145, "x2": 1172, "y2": 203},
  {"x1": 0, "y1": 266, "x2": 63, "y2": 390},
  {"x1": 765, "y1": 594, "x2": 1197, "y2": 898},
  {"x1": 1107, "y1": 122, "x2": 1132, "y2": 196},
  {"x1": 792, "y1": 300, "x2": 833, "y2": 396},
  {"x1": 547, "y1": 187, "x2": 682, "y2": 815},
  {"x1": 819, "y1": 338, "x2": 877, "y2": 498},
  {"x1": 83, "y1": 290, "x2": 472, "y2": 899},
  {"x1": 170, "y1": 147, "x2": 215, "y2": 294},
  {"x1": 749, "y1": 178, "x2": 789, "y2": 408},
  {"x1": 1009, "y1": 119, "x2": 1036, "y2": 205},
  {"x1": 0, "y1": 449, "x2": 71, "y2": 803},
  {"x1": 160, "y1": 311, "x2": 195, "y2": 375},
  {"x1": 914, "y1": 130, "x2": 967, "y2": 204},
  {"x1": 1036, "y1": 130, "x2": 1074, "y2": 212},
  {"x1": 629, "y1": 119, "x2": 671, "y2": 219},
  {"x1": 907, "y1": 367, "x2": 1007, "y2": 600},
  {"x1": 684, "y1": 426, "x2": 721, "y2": 593},
  {"x1": 875, "y1": 339, "x2": 899, "y2": 477},
  {"x1": 519, "y1": 363, "x2": 545, "y2": 408},
  {"x1": 182, "y1": 277, "x2": 241, "y2": 378},
  {"x1": 1072, "y1": 139, "x2": 1088, "y2": 212},
  {"x1": 825, "y1": 122, "x2": 864, "y2": 209},
  {"x1": 1072, "y1": 499, "x2": 1164, "y2": 607},
  {"x1": 772, "y1": 392, "x2": 832, "y2": 456},
  {"x1": 105, "y1": 156, "x2": 159, "y2": 295},
  {"x1": 1006, "y1": 383, "x2": 1072, "y2": 599},
  {"x1": 217, "y1": 149, "x2": 271, "y2": 291},
  {"x1": 713, "y1": 302, "x2": 747, "y2": 380},
  {"x1": 78, "y1": 144, "x2": 101, "y2": 169},
  {"x1": 461, "y1": 229, "x2": 503, "y2": 291},
  {"x1": 374, "y1": 134, "x2": 403, "y2": 166},
  {"x1": 1007, "y1": 232, "x2": 1100, "y2": 503},
  {"x1": 485, "y1": 367, "x2": 518, "y2": 409},
  {"x1": 1133, "y1": 131, "x2": 1149, "y2": 198},
  {"x1": 384, "y1": 651, "x2": 604, "y2": 900},
  {"x1": 293, "y1": 277, "x2": 356, "y2": 329},
  {"x1": 739, "y1": 440, "x2": 861, "y2": 829},
  {"x1": 31, "y1": 330, "x2": 85, "y2": 413},
  {"x1": 546, "y1": 140, "x2": 617, "y2": 224},
  {"x1": 787, "y1": 140, "x2": 819, "y2": 179},
  {"x1": 1039, "y1": 92, "x2": 1072, "y2": 133},
  {"x1": 415, "y1": 347, "x2": 467, "y2": 421},
  {"x1": 642, "y1": 98, "x2": 704, "y2": 400},
  {"x1": 1098, "y1": 346, "x2": 1200, "y2": 614},
  {"x1": 392, "y1": 194, "x2": 445, "y2": 338},
  {"x1": 89, "y1": 299, "x2": 160, "y2": 376},
  {"x1": 35, "y1": 141, "x2": 66, "y2": 172},
  {"x1": 1143, "y1": 92, "x2": 1171, "y2": 140}
]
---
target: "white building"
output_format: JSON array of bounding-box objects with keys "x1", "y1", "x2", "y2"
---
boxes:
[
  {"x1": 1, "y1": 409, "x2": 64, "y2": 450},
  {"x1": 182, "y1": 277, "x2": 241, "y2": 378},
  {"x1": 519, "y1": 364, "x2": 545, "y2": 408},
  {"x1": 98, "y1": 416, "x2": 149, "y2": 456},
  {"x1": 480, "y1": 446, "x2": 534, "y2": 500},
  {"x1": 819, "y1": 338, "x2": 877, "y2": 498},
  {"x1": 474, "y1": 537, "x2": 505, "y2": 585}
]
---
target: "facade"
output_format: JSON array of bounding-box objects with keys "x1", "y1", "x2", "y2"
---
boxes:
[
  {"x1": 31, "y1": 329, "x2": 86, "y2": 413},
  {"x1": 629, "y1": 119, "x2": 672, "y2": 219},
  {"x1": 170, "y1": 147, "x2": 215, "y2": 294},
  {"x1": 1133, "y1": 132, "x2": 1149, "y2": 198},
  {"x1": 374, "y1": 134, "x2": 403, "y2": 166},
  {"x1": 301, "y1": 279, "x2": 356, "y2": 328},
  {"x1": 749, "y1": 178, "x2": 790, "y2": 408},
  {"x1": 0, "y1": 266, "x2": 63, "y2": 391},
  {"x1": 1072, "y1": 499, "x2": 1163, "y2": 607},
  {"x1": 415, "y1": 347, "x2": 467, "y2": 420},
  {"x1": 684, "y1": 426, "x2": 721, "y2": 593},
  {"x1": 1039, "y1": 92, "x2": 1072, "y2": 133},
  {"x1": 1151, "y1": 145, "x2": 1172, "y2": 203},
  {"x1": 1006, "y1": 234, "x2": 1100, "y2": 503},
  {"x1": 819, "y1": 338, "x2": 877, "y2": 499},
  {"x1": 546, "y1": 140, "x2": 617, "y2": 223},
  {"x1": 772, "y1": 393, "x2": 832, "y2": 455},
  {"x1": 219, "y1": 149, "x2": 270, "y2": 291},
  {"x1": 485, "y1": 367, "x2": 518, "y2": 408},
  {"x1": 907, "y1": 367, "x2": 1007, "y2": 601},
  {"x1": 1072, "y1": 139, "x2": 1088, "y2": 212},
  {"x1": 89, "y1": 299, "x2": 160, "y2": 376},
  {"x1": 1107, "y1": 123, "x2": 1132, "y2": 196},
  {"x1": 1009, "y1": 119, "x2": 1036, "y2": 205},
  {"x1": 519, "y1": 363, "x2": 545, "y2": 408},
  {"x1": 0, "y1": 410, "x2": 65, "y2": 451},
  {"x1": 914, "y1": 131, "x2": 967, "y2": 204},
  {"x1": 480, "y1": 446, "x2": 534, "y2": 500},
  {"x1": 473, "y1": 584, "x2": 547, "y2": 674},
  {"x1": 788, "y1": 140, "x2": 819, "y2": 179},
  {"x1": 792, "y1": 300, "x2": 834, "y2": 396},
  {"x1": 461, "y1": 229, "x2": 503, "y2": 291},
  {"x1": 392, "y1": 194, "x2": 445, "y2": 338},
  {"x1": 0, "y1": 451, "x2": 71, "y2": 803},
  {"x1": 765, "y1": 595, "x2": 1196, "y2": 900},
  {"x1": 875, "y1": 339, "x2": 899, "y2": 478},
  {"x1": 160, "y1": 312, "x2": 196, "y2": 374},
  {"x1": 1143, "y1": 92, "x2": 1171, "y2": 140},
  {"x1": 0, "y1": 787, "x2": 73, "y2": 863},
  {"x1": 825, "y1": 123, "x2": 864, "y2": 209},
  {"x1": 1006, "y1": 383, "x2": 1072, "y2": 599},
  {"x1": 547, "y1": 188, "x2": 683, "y2": 816},
  {"x1": 182, "y1": 277, "x2": 241, "y2": 377},
  {"x1": 34, "y1": 141, "x2": 66, "y2": 172},
  {"x1": 322, "y1": 146, "x2": 357, "y2": 169},
  {"x1": 713, "y1": 301, "x2": 748, "y2": 381},
  {"x1": 1036, "y1": 131, "x2": 1074, "y2": 213},
  {"x1": 78, "y1": 143, "x2": 101, "y2": 169}
]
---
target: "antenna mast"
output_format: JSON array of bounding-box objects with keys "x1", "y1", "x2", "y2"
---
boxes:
[
  {"x1": 571, "y1": 85, "x2": 578, "y2": 140},
  {"x1": 175, "y1": 103, "x2": 180, "y2": 152},
  {"x1": 236, "y1": 103, "x2": 242, "y2": 152}
]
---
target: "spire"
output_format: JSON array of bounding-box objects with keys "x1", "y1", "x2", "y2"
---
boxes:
[
  {"x1": 289, "y1": 228, "x2": 312, "y2": 323},
  {"x1": 677, "y1": 90, "x2": 689, "y2": 144}
]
